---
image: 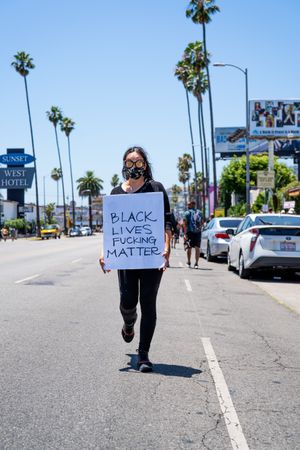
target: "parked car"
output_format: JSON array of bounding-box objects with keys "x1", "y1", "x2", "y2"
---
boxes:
[
  {"x1": 201, "y1": 217, "x2": 243, "y2": 261},
  {"x1": 69, "y1": 227, "x2": 81, "y2": 237},
  {"x1": 227, "y1": 213, "x2": 300, "y2": 278},
  {"x1": 41, "y1": 224, "x2": 61, "y2": 240},
  {"x1": 80, "y1": 226, "x2": 92, "y2": 236}
]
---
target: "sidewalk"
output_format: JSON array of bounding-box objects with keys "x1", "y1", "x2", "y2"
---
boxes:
[{"x1": 252, "y1": 279, "x2": 300, "y2": 316}]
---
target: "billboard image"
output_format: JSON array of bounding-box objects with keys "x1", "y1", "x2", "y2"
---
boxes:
[
  {"x1": 215, "y1": 127, "x2": 246, "y2": 154},
  {"x1": 249, "y1": 100, "x2": 300, "y2": 139},
  {"x1": 216, "y1": 126, "x2": 300, "y2": 158},
  {"x1": 215, "y1": 127, "x2": 262, "y2": 156}
]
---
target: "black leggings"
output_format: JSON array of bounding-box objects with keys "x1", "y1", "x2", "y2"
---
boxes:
[{"x1": 118, "y1": 269, "x2": 163, "y2": 352}]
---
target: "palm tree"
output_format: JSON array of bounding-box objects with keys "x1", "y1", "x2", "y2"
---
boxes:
[
  {"x1": 175, "y1": 59, "x2": 199, "y2": 208},
  {"x1": 110, "y1": 174, "x2": 120, "y2": 188},
  {"x1": 11, "y1": 51, "x2": 41, "y2": 235},
  {"x1": 186, "y1": 0, "x2": 220, "y2": 210},
  {"x1": 181, "y1": 41, "x2": 209, "y2": 217},
  {"x1": 46, "y1": 106, "x2": 67, "y2": 233},
  {"x1": 60, "y1": 117, "x2": 76, "y2": 228},
  {"x1": 51, "y1": 168, "x2": 62, "y2": 206},
  {"x1": 171, "y1": 184, "x2": 182, "y2": 210},
  {"x1": 77, "y1": 171, "x2": 103, "y2": 230},
  {"x1": 45, "y1": 202, "x2": 56, "y2": 224},
  {"x1": 190, "y1": 172, "x2": 203, "y2": 201},
  {"x1": 178, "y1": 154, "x2": 192, "y2": 208}
]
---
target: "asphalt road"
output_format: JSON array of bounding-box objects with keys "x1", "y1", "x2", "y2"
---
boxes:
[{"x1": 0, "y1": 235, "x2": 299, "y2": 450}]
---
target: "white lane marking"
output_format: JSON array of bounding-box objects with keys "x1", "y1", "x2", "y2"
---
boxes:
[
  {"x1": 201, "y1": 337, "x2": 249, "y2": 450},
  {"x1": 15, "y1": 274, "x2": 41, "y2": 284},
  {"x1": 184, "y1": 279, "x2": 192, "y2": 292},
  {"x1": 71, "y1": 258, "x2": 82, "y2": 264},
  {"x1": 179, "y1": 261, "x2": 183, "y2": 267}
]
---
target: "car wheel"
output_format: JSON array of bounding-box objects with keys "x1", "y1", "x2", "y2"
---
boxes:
[
  {"x1": 227, "y1": 253, "x2": 235, "y2": 271},
  {"x1": 206, "y1": 243, "x2": 215, "y2": 262},
  {"x1": 238, "y1": 253, "x2": 250, "y2": 279}
]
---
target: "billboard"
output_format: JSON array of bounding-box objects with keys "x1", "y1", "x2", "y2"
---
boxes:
[
  {"x1": 215, "y1": 127, "x2": 246, "y2": 154},
  {"x1": 249, "y1": 100, "x2": 300, "y2": 139},
  {"x1": 215, "y1": 126, "x2": 300, "y2": 158}
]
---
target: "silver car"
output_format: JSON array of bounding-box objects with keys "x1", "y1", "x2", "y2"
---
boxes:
[{"x1": 201, "y1": 217, "x2": 243, "y2": 261}]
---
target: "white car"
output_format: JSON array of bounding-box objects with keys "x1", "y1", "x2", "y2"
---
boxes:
[
  {"x1": 80, "y1": 226, "x2": 92, "y2": 236},
  {"x1": 227, "y1": 213, "x2": 300, "y2": 278},
  {"x1": 201, "y1": 217, "x2": 243, "y2": 261}
]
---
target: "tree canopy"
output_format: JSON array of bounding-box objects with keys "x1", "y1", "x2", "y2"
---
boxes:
[{"x1": 219, "y1": 154, "x2": 296, "y2": 204}]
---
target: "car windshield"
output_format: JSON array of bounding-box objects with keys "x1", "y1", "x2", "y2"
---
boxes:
[
  {"x1": 255, "y1": 215, "x2": 300, "y2": 226},
  {"x1": 219, "y1": 219, "x2": 242, "y2": 228},
  {"x1": 44, "y1": 225, "x2": 56, "y2": 230}
]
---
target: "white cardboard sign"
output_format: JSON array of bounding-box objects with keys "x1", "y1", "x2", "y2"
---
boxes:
[{"x1": 103, "y1": 192, "x2": 165, "y2": 270}]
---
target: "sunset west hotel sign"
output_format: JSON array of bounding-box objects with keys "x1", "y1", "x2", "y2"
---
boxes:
[{"x1": 0, "y1": 152, "x2": 35, "y2": 189}]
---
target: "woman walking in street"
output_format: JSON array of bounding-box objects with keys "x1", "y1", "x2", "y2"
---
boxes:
[{"x1": 99, "y1": 146, "x2": 172, "y2": 372}]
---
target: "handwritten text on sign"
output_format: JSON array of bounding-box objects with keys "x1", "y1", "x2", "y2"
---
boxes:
[{"x1": 103, "y1": 192, "x2": 165, "y2": 269}]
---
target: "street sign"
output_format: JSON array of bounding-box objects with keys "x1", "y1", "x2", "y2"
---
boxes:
[
  {"x1": 283, "y1": 201, "x2": 295, "y2": 209},
  {"x1": 257, "y1": 170, "x2": 275, "y2": 189}
]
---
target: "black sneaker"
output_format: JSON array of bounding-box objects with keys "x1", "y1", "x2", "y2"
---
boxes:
[
  {"x1": 121, "y1": 323, "x2": 135, "y2": 343},
  {"x1": 137, "y1": 350, "x2": 153, "y2": 372}
]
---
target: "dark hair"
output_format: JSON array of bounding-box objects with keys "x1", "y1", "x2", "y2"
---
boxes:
[{"x1": 122, "y1": 146, "x2": 153, "y2": 180}]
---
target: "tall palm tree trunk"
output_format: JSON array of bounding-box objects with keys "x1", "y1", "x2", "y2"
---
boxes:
[
  {"x1": 24, "y1": 76, "x2": 41, "y2": 235},
  {"x1": 88, "y1": 193, "x2": 92, "y2": 230},
  {"x1": 67, "y1": 135, "x2": 76, "y2": 227},
  {"x1": 185, "y1": 89, "x2": 199, "y2": 209},
  {"x1": 54, "y1": 127, "x2": 67, "y2": 233},
  {"x1": 56, "y1": 182, "x2": 59, "y2": 207},
  {"x1": 183, "y1": 182, "x2": 187, "y2": 209},
  {"x1": 197, "y1": 100, "x2": 206, "y2": 219},
  {"x1": 203, "y1": 22, "x2": 217, "y2": 211},
  {"x1": 200, "y1": 101, "x2": 210, "y2": 214}
]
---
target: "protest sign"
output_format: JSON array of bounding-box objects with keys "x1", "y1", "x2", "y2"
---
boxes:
[{"x1": 103, "y1": 192, "x2": 165, "y2": 270}]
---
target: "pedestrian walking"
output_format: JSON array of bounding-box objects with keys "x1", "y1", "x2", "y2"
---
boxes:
[
  {"x1": 183, "y1": 199, "x2": 202, "y2": 269},
  {"x1": 99, "y1": 146, "x2": 172, "y2": 372},
  {"x1": 1, "y1": 226, "x2": 9, "y2": 242},
  {"x1": 10, "y1": 227, "x2": 17, "y2": 241}
]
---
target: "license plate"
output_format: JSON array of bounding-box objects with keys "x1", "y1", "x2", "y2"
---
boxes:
[{"x1": 280, "y1": 242, "x2": 296, "y2": 251}]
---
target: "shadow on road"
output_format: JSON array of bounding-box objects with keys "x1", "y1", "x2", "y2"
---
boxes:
[{"x1": 119, "y1": 354, "x2": 202, "y2": 377}]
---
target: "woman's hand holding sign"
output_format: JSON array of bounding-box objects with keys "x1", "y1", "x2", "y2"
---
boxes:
[{"x1": 99, "y1": 256, "x2": 111, "y2": 274}]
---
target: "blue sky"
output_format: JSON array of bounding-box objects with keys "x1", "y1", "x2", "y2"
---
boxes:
[{"x1": 1, "y1": 0, "x2": 299, "y2": 206}]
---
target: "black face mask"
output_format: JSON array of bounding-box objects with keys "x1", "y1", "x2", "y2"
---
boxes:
[{"x1": 122, "y1": 166, "x2": 145, "y2": 180}]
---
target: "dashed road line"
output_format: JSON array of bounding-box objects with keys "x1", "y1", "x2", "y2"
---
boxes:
[
  {"x1": 15, "y1": 274, "x2": 41, "y2": 284},
  {"x1": 71, "y1": 258, "x2": 82, "y2": 264},
  {"x1": 184, "y1": 279, "x2": 192, "y2": 292},
  {"x1": 201, "y1": 337, "x2": 249, "y2": 450}
]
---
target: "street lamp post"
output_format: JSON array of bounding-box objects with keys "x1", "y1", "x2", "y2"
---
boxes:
[{"x1": 213, "y1": 63, "x2": 251, "y2": 214}]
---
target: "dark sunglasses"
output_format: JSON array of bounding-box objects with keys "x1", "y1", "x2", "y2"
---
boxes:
[{"x1": 124, "y1": 159, "x2": 145, "y2": 169}]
